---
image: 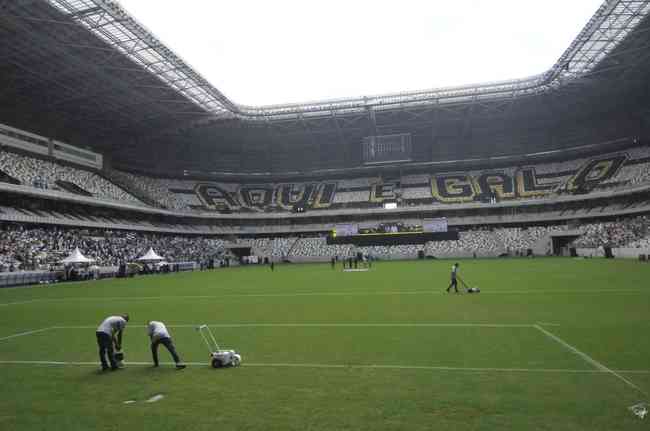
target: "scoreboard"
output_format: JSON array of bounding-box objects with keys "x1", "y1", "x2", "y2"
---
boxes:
[
  {"x1": 423, "y1": 218, "x2": 448, "y2": 233},
  {"x1": 333, "y1": 218, "x2": 447, "y2": 238},
  {"x1": 333, "y1": 224, "x2": 358, "y2": 237},
  {"x1": 362, "y1": 133, "x2": 412, "y2": 165}
]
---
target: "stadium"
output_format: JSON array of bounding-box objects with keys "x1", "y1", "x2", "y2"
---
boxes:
[{"x1": 1, "y1": 0, "x2": 649, "y2": 429}]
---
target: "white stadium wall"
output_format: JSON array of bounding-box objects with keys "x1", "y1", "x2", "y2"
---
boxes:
[
  {"x1": 576, "y1": 247, "x2": 650, "y2": 259},
  {"x1": 0, "y1": 122, "x2": 103, "y2": 170}
]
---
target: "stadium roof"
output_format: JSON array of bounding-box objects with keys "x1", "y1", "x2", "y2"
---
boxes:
[
  {"x1": 115, "y1": 0, "x2": 601, "y2": 107},
  {"x1": 43, "y1": 0, "x2": 650, "y2": 119},
  {"x1": 1, "y1": 0, "x2": 650, "y2": 174}
]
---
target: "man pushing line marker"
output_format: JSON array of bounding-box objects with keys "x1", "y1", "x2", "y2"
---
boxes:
[
  {"x1": 446, "y1": 263, "x2": 460, "y2": 293},
  {"x1": 147, "y1": 321, "x2": 186, "y2": 370},
  {"x1": 444, "y1": 263, "x2": 480, "y2": 294}
]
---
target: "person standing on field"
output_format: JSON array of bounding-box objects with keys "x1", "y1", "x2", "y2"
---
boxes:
[
  {"x1": 446, "y1": 263, "x2": 460, "y2": 293},
  {"x1": 96, "y1": 314, "x2": 129, "y2": 371},
  {"x1": 148, "y1": 321, "x2": 186, "y2": 369}
]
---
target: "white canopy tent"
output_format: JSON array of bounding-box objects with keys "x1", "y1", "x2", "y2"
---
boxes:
[
  {"x1": 137, "y1": 248, "x2": 165, "y2": 262},
  {"x1": 60, "y1": 247, "x2": 95, "y2": 264}
]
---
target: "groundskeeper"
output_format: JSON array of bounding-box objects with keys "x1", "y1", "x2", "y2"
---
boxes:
[
  {"x1": 147, "y1": 320, "x2": 186, "y2": 369},
  {"x1": 446, "y1": 263, "x2": 460, "y2": 293},
  {"x1": 96, "y1": 314, "x2": 129, "y2": 371}
]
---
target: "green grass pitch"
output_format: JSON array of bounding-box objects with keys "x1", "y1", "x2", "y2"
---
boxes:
[{"x1": 0, "y1": 258, "x2": 649, "y2": 430}]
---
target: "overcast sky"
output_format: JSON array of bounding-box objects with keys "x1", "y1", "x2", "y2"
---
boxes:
[{"x1": 117, "y1": 0, "x2": 603, "y2": 106}]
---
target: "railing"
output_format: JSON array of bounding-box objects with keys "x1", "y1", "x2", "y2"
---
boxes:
[{"x1": 0, "y1": 271, "x2": 59, "y2": 288}]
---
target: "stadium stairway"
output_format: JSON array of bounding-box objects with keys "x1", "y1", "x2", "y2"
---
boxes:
[
  {"x1": 493, "y1": 233, "x2": 509, "y2": 256},
  {"x1": 101, "y1": 169, "x2": 162, "y2": 209},
  {"x1": 530, "y1": 229, "x2": 583, "y2": 256},
  {"x1": 286, "y1": 237, "x2": 301, "y2": 258}
]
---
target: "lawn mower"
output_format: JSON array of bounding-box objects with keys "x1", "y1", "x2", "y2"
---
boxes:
[
  {"x1": 458, "y1": 275, "x2": 480, "y2": 293},
  {"x1": 196, "y1": 324, "x2": 242, "y2": 368}
]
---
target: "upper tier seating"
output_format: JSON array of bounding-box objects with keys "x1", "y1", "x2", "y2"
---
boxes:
[
  {"x1": 3, "y1": 144, "x2": 650, "y2": 214},
  {"x1": 109, "y1": 145, "x2": 650, "y2": 213},
  {"x1": 0, "y1": 150, "x2": 141, "y2": 204}
]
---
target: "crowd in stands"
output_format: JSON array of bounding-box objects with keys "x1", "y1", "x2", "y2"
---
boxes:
[
  {"x1": 605, "y1": 146, "x2": 650, "y2": 188},
  {"x1": 627, "y1": 235, "x2": 650, "y2": 249},
  {"x1": 425, "y1": 229, "x2": 501, "y2": 257},
  {"x1": 283, "y1": 220, "x2": 650, "y2": 260},
  {"x1": 0, "y1": 150, "x2": 140, "y2": 204},
  {"x1": 107, "y1": 145, "x2": 650, "y2": 212},
  {"x1": 572, "y1": 216, "x2": 649, "y2": 248},
  {"x1": 108, "y1": 170, "x2": 202, "y2": 211},
  {"x1": 2, "y1": 145, "x2": 650, "y2": 214},
  {"x1": 2, "y1": 215, "x2": 650, "y2": 273},
  {"x1": 289, "y1": 236, "x2": 353, "y2": 258},
  {"x1": 496, "y1": 225, "x2": 567, "y2": 254},
  {"x1": 0, "y1": 224, "x2": 225, "y2": 270}
]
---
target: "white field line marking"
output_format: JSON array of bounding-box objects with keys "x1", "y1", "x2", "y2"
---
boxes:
[
  {"x1": 482, "y1": 289, "x2": 648, "y2": 295},
  {"x1": 0, "y1": 288, "x2": 647, "y2": 307},
  {"x1": 0, "y1": 359, "x2": 648, "y2": 375},
  {"x1": 0, "y1": 292, "x2": 433, "y2": 306},
  {"x1": 0, "y1": 299, "x2": 42, "y2": 307},
  {"x1": 50, "y1": 323, "x2": 535, "y2": 329},
  {"x1": 243, "y1": 363, "x2": 650, "y2": 375},
  {"x1": 0, "y1": 291, "x2": 442, "y2": 306},
  {"x1": 145, "y1": 394, "x2": 164, "y2": 403},
  {"x1": 534, "y1": 324, "x2": 648, "y2": 396},
  {"x1": 536, "y1": 322, "x2": 561, "y2": 327},
  {"x1": 231, "y1": 289, "x2": 647, "y2": 297},
  {"x1": 0, "y1": 327, "x2": 54, "y2": 342}
]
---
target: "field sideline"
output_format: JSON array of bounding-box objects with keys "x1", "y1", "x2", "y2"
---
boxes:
[{"x1": 0, "y1": 258, "x2": 648, "y2": 430}]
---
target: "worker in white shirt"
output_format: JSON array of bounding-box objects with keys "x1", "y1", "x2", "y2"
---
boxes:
[
  {"x1": 96, "y1": 314, "x2": 129, "y2": 371},
  {"x1": 446, "y1": 263, "x2": 460, "y2": 293},
  {"x1": 147, "y1": 321, "x2": 186, "y2": 369}
]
